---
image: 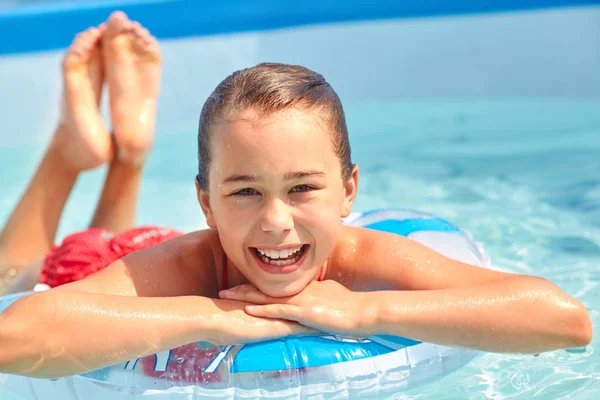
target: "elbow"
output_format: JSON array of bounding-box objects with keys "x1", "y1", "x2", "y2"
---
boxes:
[
  {"x1": 0, "y1": 294, "x2": 53, "y2": 377},
  {"x1": 0, "y1": 319, "x2": 12, "y2": 372},
  {"x1": 0, "y1": 305, "x2": 29, "y2": 373},
  {"x1": 562, "y1": 300, "x2": 592, "y2": 349},
  {"x1": 531, "y1": 277, "x2": 593, "y2": 350}
]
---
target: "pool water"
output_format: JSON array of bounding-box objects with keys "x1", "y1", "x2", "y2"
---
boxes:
[{"x1": 0, "y1": 98, "x2": 599, "y2": 398}]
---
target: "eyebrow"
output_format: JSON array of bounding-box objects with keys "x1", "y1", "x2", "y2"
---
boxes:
[
  {"x1": 284, "y1": 170, "x2": 326, "y2": 180},
  {"x1": 221, "y1": 170, "x2": 326, "y2": 185}
]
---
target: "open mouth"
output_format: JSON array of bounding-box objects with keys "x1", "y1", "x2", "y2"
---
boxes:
[{"x1": 251, "y1": 244, "x2": 309, "y2": 267}]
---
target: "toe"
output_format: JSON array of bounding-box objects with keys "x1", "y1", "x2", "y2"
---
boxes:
[
  {"x1": 63, "y1": 27, "x2": 103, "y2": 67},
  {"x1": 134, "y1": 34, "x2": 161, "y2": 60},
  {"x1": 74, "y1": 28, "x2": 98, "y2": 45},
  {"x1": 88, "y1": 27, "x2": 102, "y2": 41},
  {"x1": 105, "y1": 11, "x2": 133, "y2": 37},
  {"x1": 131, "y1": 23, "x2": 148, "y2": 38},
  {"x1": 146, "y1": 36, "x2": 159, "y2": 50},
  {"x1": 80, "y1": 29, "x2": 100, "y2": 50},
  {"x1": 134, "y1": 26, "x2": 151, "y2": 42},
  {"x1": 108, "y1": 10, "x2": 129, "y2": 24}
]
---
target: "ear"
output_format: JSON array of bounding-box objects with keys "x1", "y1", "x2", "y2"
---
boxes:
[
  {"x1": 195, "y1": 177, "x2": 217, "y2": 228},
  {"x1": 341, "y1": 164, "x2": 359, "y2": 218}
]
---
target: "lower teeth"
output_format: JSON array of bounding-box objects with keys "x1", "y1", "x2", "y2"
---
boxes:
[
  {"x1": 261, "y1": 256, "x2": 298, "y2": 266},
  {"x1": 257, "y1": 247, "x2": 304, "y2": 266}
]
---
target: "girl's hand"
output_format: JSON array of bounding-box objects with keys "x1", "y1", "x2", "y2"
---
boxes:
[
  {"x1": 218, "y1": 280, "x2": 377, "y2": 338},
  {"x1": 207, "y1": 298, "x2": 322, "y2": 345}
]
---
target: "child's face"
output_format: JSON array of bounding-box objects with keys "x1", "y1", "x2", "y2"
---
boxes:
[{"x1": 198, "y1": 108, "x2": 357, "y2": 297}]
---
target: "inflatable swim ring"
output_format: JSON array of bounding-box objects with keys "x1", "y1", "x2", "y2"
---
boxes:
[{"x1": 0, "y1": 209, "x2": 489, "y2": 399}]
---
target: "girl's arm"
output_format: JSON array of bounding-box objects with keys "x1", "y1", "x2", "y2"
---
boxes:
[
  {"x1": 0, "y1": 290, "x2": 313, "y2": 378},
  {"x1": 339, "y1": 227, "x2": 592, "y2": 351},
  {"x1": 0, "y1": 231, "x2": 317, "y2": 378},
  {"x1": 223, "y1": 226, "x2": 592, "y2": 353},
  {"x1": 333, "y1": 226, "x2": 515, "y2": 291},
  {"x1": 366, "y1": 276, "x2": 591, "y2": 353}
]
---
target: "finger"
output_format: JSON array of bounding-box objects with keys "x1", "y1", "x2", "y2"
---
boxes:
[
  {"x1": 219, "y1": 285, "x2": 274, "y2": 304},
  {"x1": 219, "y1": 284, "x2": 256, "y2": 297},
  {"x1": 245, "y1": 304, "x2": 303, "y2": 321},
  {"x1": 253, "y1": 320, "x2": 320, "y2": 342},
  {"x1": 286, "y1": 322, "x2": 322, "y2": 337}
]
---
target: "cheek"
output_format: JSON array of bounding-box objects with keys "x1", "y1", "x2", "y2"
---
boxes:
[
  {"x1": 213, "y1": 205, "x2": 252, "y2": 253},
  {"x1": 297, "y1": 188, "x2": 345, "y2": 238},
  {"x1": 303, "y1": 208, "x2": 342, "y2": 257},
  {"x1": 214, "y1": 197, "x2": 257, "y2": 229}
]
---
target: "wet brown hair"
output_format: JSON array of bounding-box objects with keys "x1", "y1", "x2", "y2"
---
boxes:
[{"x1": 196, "y1": 62, "x2": 353, "y2": 191}]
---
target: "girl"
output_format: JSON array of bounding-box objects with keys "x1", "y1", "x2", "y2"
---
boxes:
[{"x1": 0, "y1": 12, "x2": 591, "y2": 379}]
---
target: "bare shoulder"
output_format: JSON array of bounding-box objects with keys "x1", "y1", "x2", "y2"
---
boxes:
[
  {"x1": 329, "y1": 225, "x2": 514, "y2": 291},
  {"x1": 56, "y1": 229, "x2": 223, "y2": 298},
  {"x1": 328, "y1": 226, "x2": 381, "y2": 290},
  {"x1": 329, "y1": 225, "x2": 415, "y2": 290}
]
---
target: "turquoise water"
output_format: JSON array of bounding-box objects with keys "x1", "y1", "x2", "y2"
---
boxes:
[{"x1": 1, "y1": 99, "x2": 599, "y2": 398}]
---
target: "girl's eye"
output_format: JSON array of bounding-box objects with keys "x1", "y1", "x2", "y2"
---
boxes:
[
  {"x1": 290, "y1": 184, "x2": 315, "y2": 193},
  {"x1": 232, "y1": 188, "x2": 260, "y2": 196}
]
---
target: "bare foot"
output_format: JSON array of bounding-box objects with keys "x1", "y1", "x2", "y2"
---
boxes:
[
  {"x1": 56, "y1": 25, "x2": 113, "y2": 171},
  {"x1": 103, "y1": 11, "x2": 161, "y2": 165}
]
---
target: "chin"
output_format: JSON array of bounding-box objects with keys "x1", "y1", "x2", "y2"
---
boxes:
[{"x1": 259, "y1": 279, "x2": 310, "y2": 298}]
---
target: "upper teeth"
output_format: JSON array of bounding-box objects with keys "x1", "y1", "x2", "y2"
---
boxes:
[{"x1": 257, "y1": 246, "x2": 302, "y2": 259}]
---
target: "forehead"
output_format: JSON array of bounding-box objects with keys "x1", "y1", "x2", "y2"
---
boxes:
[{"x1": 210, "y1": 108, "x2": 338, "y2": 177}]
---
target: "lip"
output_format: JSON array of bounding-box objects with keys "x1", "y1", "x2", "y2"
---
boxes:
[
  {"x1": 249, "y1": 245, "x2": 309, "y2": 275},
  {"x1": 252, "y1": 244, "x2": 305, "y2": 251}
]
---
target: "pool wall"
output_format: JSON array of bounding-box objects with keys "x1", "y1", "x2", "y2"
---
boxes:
[{"x1": 0, "y1": 0, "x2": 599, "y2": 148}]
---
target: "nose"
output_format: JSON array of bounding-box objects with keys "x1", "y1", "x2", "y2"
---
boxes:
[{"x1": 260, "y1": 197, "x2": 294, "y2": 233}]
